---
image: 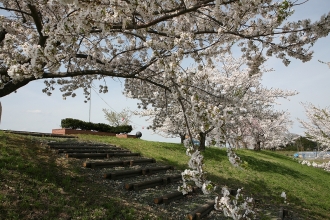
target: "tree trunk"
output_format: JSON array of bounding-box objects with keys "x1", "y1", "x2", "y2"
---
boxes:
[
  {"x1": 242, "y1": 141, "x2": 248, "y2": 149},
  {"x1": 254, "y1": 141, "x2": 261, "y2": 151},
  {"x1": 180, "y1": 134, "x2": 185, "y2": 144},
  {"x1": 198, "y1": 132, "x2": 206, "y2": 151}
]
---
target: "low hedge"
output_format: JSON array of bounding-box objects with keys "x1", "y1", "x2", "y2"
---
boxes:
[{"x1": 61, "y1": 118, "x2": 133, "y2": 134}]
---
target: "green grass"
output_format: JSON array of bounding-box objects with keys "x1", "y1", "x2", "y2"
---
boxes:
[
  {"x1": 78, "y1": 134, "x2": 330, "y2": 219},
  {"x1": 0, "y1": 132, "x2": 148, "y2": 220},
  {"x1": 1, "y1": 132, "x2": 330, "y2": 219}
]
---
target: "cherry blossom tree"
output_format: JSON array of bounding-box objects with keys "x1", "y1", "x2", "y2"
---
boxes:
[
  {"x1": 127, "y1": 54, "x2": 296, "y2": 204},
  {"x1": 299, "y1": 103, "x2": 330, "y2": 152},
  {"x1": 0, "y1": 0, "x2": 330, "y2": 98},
  {"x1": 161, "y1": 118, "x2": 186, "y2": 143},
  {"x1": 103, "y1": 108, "x2": 132, "y2": 126},
  {"x1": 131, "y1": 55, "x2": 296, "y2": 151},
  {"x1": 149, "y1": 115, "x2": 187, "y2": 144},
  {"x1": 133, "y1": 107, "x2": 187, "y2": 143},
  {"x1": 1, "y1": 1, "x2": 330, "y2": 218},
  {"x1": 236, "y1": 110, "x2": 294, "y2": 151}
]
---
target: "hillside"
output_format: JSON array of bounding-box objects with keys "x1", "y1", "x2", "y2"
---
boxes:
[{"x1": 1, "y1": 131, "x2": 329, "y2": 219}]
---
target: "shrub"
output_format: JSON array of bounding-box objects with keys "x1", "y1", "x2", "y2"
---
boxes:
[{"x1": 61, "y1": 118, "x2": 133, "y2": 134}]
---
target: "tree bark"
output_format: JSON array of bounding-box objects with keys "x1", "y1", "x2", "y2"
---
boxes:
[
  {"x1": 198, "y1": 132, "x2": 206, "y2": 151},
  {"x1": 180, "y1": 134, "x2": 185, "y2": 144},
  {"x1": 254, "y1": 141, "x2": 261, "y2": 151},
  {"x1": 0, "y1": 77, "x2": 32, "y2": 97},
  {"x1": 0, "y1": 68, "x2": 171, "y2": 98}
]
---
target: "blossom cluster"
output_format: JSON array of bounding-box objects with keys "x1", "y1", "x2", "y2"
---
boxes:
[
  {"x1": 227, "y1": 147, "x2": 242, "y2": 167},
  {"x1": 281, "y1": 191, "x2": 287, "y2": 204},
  {"x1": 300, "y1": 160, "x2": 330, "y2": 172},
  {"x1": 131, "y1": 55, "x2": 296, "y2": 152},
  {"x1": 178, "y1": 139, "x2": 216, "y2": 195},
  {"x1": 1, "y1": 0, "x2": 330, "y2": 98},
  {"x1": 215, "y1": 187, "x2": 255, "y2": 220}
]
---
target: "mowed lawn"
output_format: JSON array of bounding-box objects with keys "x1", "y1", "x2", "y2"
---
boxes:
[{"x1": 79, "y1": 134, "x2": 330, "y2": 219}]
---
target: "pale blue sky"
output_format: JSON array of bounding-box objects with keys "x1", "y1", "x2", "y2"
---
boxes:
[{"x1": 1, "y1": 1, "x2": 330, "y2": 143}]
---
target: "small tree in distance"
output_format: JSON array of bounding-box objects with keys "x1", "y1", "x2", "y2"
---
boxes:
[
  {"x1": 103, "y1": 108, "x2": 132, "y2": 127},
  {"x1": 134, "y1": 109, "x2": 187, "y2": 144},
  {"x1": 299, "y1": 103, "x2": 330, "y2": 152}
]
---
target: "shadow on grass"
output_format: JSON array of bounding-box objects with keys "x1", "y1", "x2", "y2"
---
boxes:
[
  {"x1": 205, "y1": 168, "x2": 322, "y2": 219},
  {"x1": 159, "y1": 156, "x2": 189, "y2": 170},
  {"x1": 239, "y1": 154, "x2": 308, "y2": 179},
  {"x1": 156, "y1": 147, "x2": 325, "y2": 219},
  {"x1": 0, "y1": 132, "x2": 144, "y2": 220},
  {"x1": 203, "y1": 147, "x2": 228, "y2": 160},
  {"x1": 48, "y1": 135, "x2": 329, "y2": 219},
  {"x1": 257, "y1": 150, "x2": 297, "y2": 160},
  {"x1": 158, "y1": 143, "x2": 184, "y2": 152}
]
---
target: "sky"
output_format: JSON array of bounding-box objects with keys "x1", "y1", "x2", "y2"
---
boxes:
[{"x1": 1, "y1": 1, "x2": 330, "y2": 143}]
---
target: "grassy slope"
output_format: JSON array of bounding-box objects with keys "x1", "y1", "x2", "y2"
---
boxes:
[
  {"x1": 0, "y1": 132, "x2": 149, "y2": 220},
  {"x1": 1, "y1": 132, "x2": 329, "y2": 219},
  {"x1": 79, "y1": 135, "x2": 330, "y2": 219}
]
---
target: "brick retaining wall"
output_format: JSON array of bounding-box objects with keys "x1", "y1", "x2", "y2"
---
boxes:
[{"x1": 52, "y1": 129, "x2": 116, "y2": 136}]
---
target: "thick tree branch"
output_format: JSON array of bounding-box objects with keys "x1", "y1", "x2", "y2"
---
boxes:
[
  {"x1": 27, "y1": 4, "x2": 48, "y2": 47},
  {"x1": 0, "y1": 78, "x2": 31, "y2": 98},
  {"x1": 0, "y1": 29, "x2": 7, "y2": 43},
  {"x1": 0, "y1": 67, "x2": 169, "y2": 97}
]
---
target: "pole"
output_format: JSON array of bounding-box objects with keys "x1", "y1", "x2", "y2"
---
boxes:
[{"x1": 89, "y1": 86, "x2": 91, "y2": 122}]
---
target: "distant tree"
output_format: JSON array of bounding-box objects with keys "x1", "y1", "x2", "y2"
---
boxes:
[
  {"x1": 133, "y1": 109, "x2": 187, "y2": 144},
  {"x1": 299, "y1": 103, "x2": 330, "y2": 152},
  {"x1": 103, "y1": 108, "x2": 132, "y2": 127},
  {"x1": 243, "y1": 111, "x2": 294, "y2": 151},
  {"x1": 284, "y1": 136, "x2": 317, "y2": 151},
  {"x1": 131, "y1": 55, "x2": 296, "y2": 151},
  {"x1": 156, "y1": 116, "x2": 187, "y2": 144}
]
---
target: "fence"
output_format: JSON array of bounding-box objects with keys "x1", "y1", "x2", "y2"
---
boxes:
[{"x1": 294, "y1": 151, "x2": 330, "y2": 160}]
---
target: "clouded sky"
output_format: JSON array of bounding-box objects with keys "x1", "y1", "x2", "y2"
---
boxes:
[{"x1": 1, "y1": 1, "x2": 330, "y2": 143}]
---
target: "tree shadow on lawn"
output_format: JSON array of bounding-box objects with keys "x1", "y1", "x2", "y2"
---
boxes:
[
  {"x1": 238, "y1": 152, "x2": 309, "y2": 180},
  {"x1": 157, "y1": 152, "x2": 324, "y2": 219},
  {"x1": 160, "y1": 147, "x2": 306, "y2": 185},
  {"x1": 203, "y1": 171, "x2": 319, "y2": 219},
  {"x1": 257, "y1": 150, "x2": 297, "y2": 161},
  {"x1": 161, "y1": 146, "x2": 310, "y2": 184},
  {"x1": 203, "y1": 147, "x2": 228, "y2": 160},
  {"x1": 159, "y1": 156, "x2": 189, "y2": 170},
  {"x1": 158, "y1": 147, "x2": 325, "y2": 219},
  {"x1": 157, "y1": 143, "x2": 186, "y2": 153},
  {"x1": 201, "y1": 148, "x2": 306, "y2": 183}
]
